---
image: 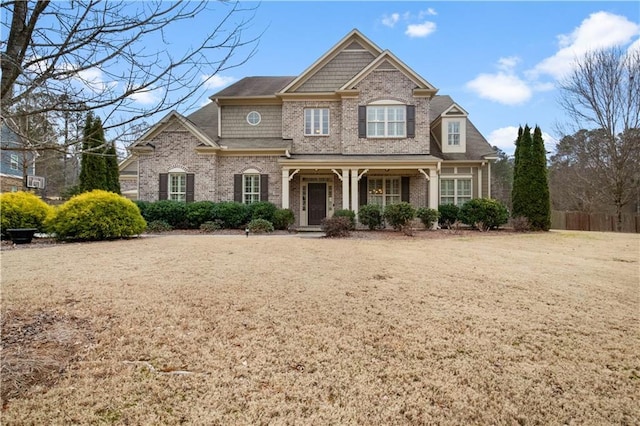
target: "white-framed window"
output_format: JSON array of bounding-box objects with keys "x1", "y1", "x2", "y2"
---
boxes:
[
  {"x1": 10, "y1": 154, "x2": 19, "y2": 170},
  {"x1": 368, "y1": 177, "x2": 401, "y2": 207},
  {"x1": 441, "y1": 178, "x2": 471, "y2": 206},
  {"x1": 448, "y1": 121, "x2": 460, "y2": 146},
  {"x1": 304, "y1": 108, "x2": 329, "y2": 135},
  {"x1": 367, "y1": 106, "x2": 406, "y2": 138},
  {"x1": 10, "y1": 186, "x2": 18, "y2": 192},
  {"x1": 246, "y1": 111, "x2": 261, "y2": 126},
  {"x1": 169, "y1": 172, "x2": 186, "y2": 202},
  {"x1": 243, "y1": 174, "x2": 260, "y2": 204}
]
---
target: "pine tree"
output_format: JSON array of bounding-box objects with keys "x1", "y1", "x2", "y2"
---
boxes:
[
  {"x1": 79, "y1": 113, "x2": 107, "y2": 192},
  {"x1": 529, "y1": 126, "x2": 551, "y2": 230}
]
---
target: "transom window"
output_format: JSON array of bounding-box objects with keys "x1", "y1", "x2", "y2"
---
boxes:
[
  {"x1": 246, "y1": 111, "x2": 261, "y2": 126},
  {"x1": 367, "y1": 106, "x2": 406, "y2": 138},
  {"x1": 448, "y1": 121, "x2": 460, "y2": 146},
  {"x1": 368, "y1": 177, "x2": 401, "y2": 207},
  {"x1": 304, "y1": 108, "x2": 329, "y2": 135},
  {"x1": 243, "y1": 174, "x2": 260, "y2": 204},
  {"x1": 169, "y1": 173, "x2": 186, "y2": 202},
  {"x1": 10, "y1": 154, "x2": 19, "y2": 170},
  {"x1": 441, "y1": 178, "x2": 471, "y2": 206}
]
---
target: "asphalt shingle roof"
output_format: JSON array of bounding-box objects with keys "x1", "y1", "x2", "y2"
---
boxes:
[{"x1": 212, "y1": 76, "x2": 296, "y2": 97}]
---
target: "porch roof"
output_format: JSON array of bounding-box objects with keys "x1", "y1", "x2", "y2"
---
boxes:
[{"x1": 279, "y1": 154, "x2": 441, "y2": 168}]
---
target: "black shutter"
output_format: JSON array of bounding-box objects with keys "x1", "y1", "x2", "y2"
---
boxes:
[
  {"x1": 260, "y1": 174, "x2": 269, "y2": 201},
  {"x1": 406, "y1": 105, "x2": 415, "y2": 138},
  {"x1": 159, "y1": 173, "x2": 168, "y2": 200},
  {"x1": 359, "y1": 176, "x2": 368, "y2": 207},
  {"x1": 234, "y1": 174, "x2": 242, "y2": 203},
  {"x1": 358, "y1": 106, "x2": 367, "y2": 138},
  {"x1": 401, "y1": 176, "x2": 410, "y2": 203},
  {"x1": 186, "y1": 174, "x2": 195, "y2": 202}
]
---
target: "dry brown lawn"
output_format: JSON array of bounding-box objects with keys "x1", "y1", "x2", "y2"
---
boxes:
[{"x1": 1, "y1": 230, "x2": 639, "y2": 425}]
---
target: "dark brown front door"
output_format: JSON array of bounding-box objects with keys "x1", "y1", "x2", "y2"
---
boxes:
[{"x1": 308, "y1": 183, "x2": 326, "y2": 226}]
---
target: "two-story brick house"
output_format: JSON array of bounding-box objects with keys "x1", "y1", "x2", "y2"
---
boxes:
[{"x1": 120, "y1": 29, "x2": 497, "y2": 226}]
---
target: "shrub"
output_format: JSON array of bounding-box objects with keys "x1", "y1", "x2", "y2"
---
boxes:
[
  {"x1": 247, "y1": 218, "x2": 274, "y2": 233},
  {"x1": 47, "y1": 190, "x2": 146, "y2": 241},
  {"x1": 186, "y1": 201, "x2": 216, "y2": 229},
  {"x1": 459, "y1": 198, "x2": 509, "y2": 231},
  {"x1": 510, "y1": 216, "x2": 531, "y2": 232},
  {"x1": 416, "y1": 207, "x2": 439, "y2": 229},
  {"x1": 273, "y1": 208, "x2": 295, "y2": 230},
  {"x1": 200, "y1": 220, "x2": 222, "y2": 233},
  {"x1": 321, "y1": 216, "x2": 351, "y2": 238},
  {"x1": 0, "y1": 191, "x2": 54, "y2": 237},
  {"x1": 146, "y1": 220, "x2": 173, "y2": 233},
  {"x1": 143, "y1": 200, "x2": 188, "y2": 228},
  {"x1": 358, "y1": 204, "x2": 384, "y2": 230},
  {"x1": 383, "y1": 202, "x2": 415, "y2": 231},
  {"x1": 213, "y1": 202, "x2": 249, "y2": 229},
  {"x1": 248, "y1": 201, "x2": 277, "y2": 222},
  {"x1": 438, "y1": 204, "x2": 460, "y2": 228},
  {"x1": 333, "y1": 209, "x2": 355, "y2": 230},
  {"x1": 135, "y1": 200, "x2": 151, "y2": 218}
]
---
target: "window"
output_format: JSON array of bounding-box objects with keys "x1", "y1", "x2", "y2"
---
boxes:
[
  {"x1": 441, "y1": 179, "x2": 471, "y2": 206},
  {"x1": 368, "y1": 177, "x2": 401, "y2": 207},
  {"x1": 243, "y1": 174, "x2": 260, "y2": 204},
  {"x1": 10, "y1": 154, "x2": 19, "y2": 170},
  {"x1": 367, "y1": 106, "x2": 406, "y2": 138},
  {"x1": 304, "y1": 108, "x2": 329, "y2": 135},
  {"x1": 246, "y1": 111, "x2": 261, "y2": 126},
  {"x1": 169, "y1": 173, "x2": 186, "y2": 202},
  {"x1": 448, "y1": 121, "x2": 460, "y2": 145}
]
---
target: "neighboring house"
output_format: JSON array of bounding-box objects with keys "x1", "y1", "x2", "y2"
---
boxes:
[
  {"x1": 0, "y1": 120, "x2": 35, "y2": 193},
  {"x1": 120, "y1": 29, "x2": 497, "y2": 226}
]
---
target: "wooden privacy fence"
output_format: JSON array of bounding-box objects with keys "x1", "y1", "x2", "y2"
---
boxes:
[{"x1": 551, "y1": 211, "x2": 640, "y2": 233}]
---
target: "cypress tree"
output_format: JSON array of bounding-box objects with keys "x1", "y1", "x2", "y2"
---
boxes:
[
  {"x1": 511, "y1": 125, "x2": 532, "y2": 219},
  {"x1": 529, "y1": 126, "x2": 551, "y2": 230},
  {"x1": 104, "y1": 140, "x2": 121, "y2": 194},
  {"x1": 79, "y1": 113, "x2": 107, "y2": 192}
]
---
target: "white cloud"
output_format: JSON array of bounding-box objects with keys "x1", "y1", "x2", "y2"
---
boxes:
[
  {"x1": 382, "y1": 13, "x2": 400, "y2": 28},
  {"x1": 419, "y1": 8, "x2": 437, "y2": 18},
  {"x1": 201, "y1": 74, "x2": 236, "y2": 90},
  {"x1": 405, "y1": 21, "x2": 437, "y2": 38},
  {"x1": 532, "y1": 11, "x2": 640, "y2": 79},
  {"x1": 628, "y1": 37, "x2": 640, "y2": 54},
  {"x1": 466, "y1": 72, "x2": 532, "y2": 105},
  {"x1": 488, "y1": 126, "x2": 558, "y2": 156},
  {"x1": 129, "y1": 87, "x2": 162, "y2": 105},
  {"x1": 497, "y1": 56, "x2": 520, "y2": 72}
]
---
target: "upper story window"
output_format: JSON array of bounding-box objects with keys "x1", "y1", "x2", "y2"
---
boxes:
[
  {"x1": 367, "y1": 106, "x2": 406, "y2": 138},
  {"x1": 246, "y1": 111, "x2": 261, "y2": 126},
  {"x1": 10, "y1": 154, "x2": 19, "y2": 170},
  {"x1": 304, "y1": 108, "x2": 329, "y2": 136},
  {"x1": 169, "y1": 172, "x2": 186, "y2": 202},
  {"x1": 447, "y1": 121, "x2": 460, "y2": 146}
]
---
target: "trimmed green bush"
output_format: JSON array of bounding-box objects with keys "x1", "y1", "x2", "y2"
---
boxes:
[
  {"x1": 321, "y1": 216, "x2": 351, "y2": 238},
  {"x1": 146, "y1": 220, "x2": 173, "y2": 233},
  {"x1": 135, "y1": 200, "x2": 151, "y2": 218},
  {"x1": 247, "y1": 218, "x2": 274, "y2": 233},
  {"x1": 383, "y1": 202, "x2": 415, "y2": 231},
  {"x1": 459, "y1": 198, "x2": 509, "y2": 231},
  {"x1": 273, "y1": 208, "x2": 295, "y2": 230},
  {"x1": 438, "y1": 204, "x2": 460, "y2": 228},
  {"x1": 143, "y1": 200, "x2": 188, "y2": 228},
  {"x1": 186, "y1": 201, "x2": 216, "y2": 229},
  {"x1": 0, "y1": 191, "x2": 54, "y2": 237},
  {"x1": 416, "y1": 207, "x2": 439, "y2": 229},
  {"x1": 358, "y1": 204, "x2": 383, "y2": 230},
  {"x1": 47, "y1": 190, "x2": 146, "y2": 241},
  {"x1": 200, "y1": 220, "x2": 222, "y2": 233},
  {"x1": 333, "y1": 209, "x2": 356, "y2": 230},
  {"x1": 213, "y1": 202, "x2": 249, "y2": 229},
  {"x1": 248, "y1": 201, "x2": 277, "y2": 222}
]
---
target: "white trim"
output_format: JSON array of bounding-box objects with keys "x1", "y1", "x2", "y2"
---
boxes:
[{"x1": 299, "y1": 175, "x2": 334, "y2": 227}]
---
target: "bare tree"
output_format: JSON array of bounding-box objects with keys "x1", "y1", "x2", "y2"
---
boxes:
[
  {"x1": 557, "y1": 47, "x2": 640, "y2": 229},
  {"x1": 1, "y1": 0, "x2": 259, "y2": 148}
]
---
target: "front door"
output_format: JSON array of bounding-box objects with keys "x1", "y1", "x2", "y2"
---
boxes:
[{"x1": 308, "y1": 182, "x2": 327, "y2": 226}]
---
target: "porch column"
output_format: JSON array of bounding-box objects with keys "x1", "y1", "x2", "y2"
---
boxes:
[
  {"x1": 281, "y1": 169, "x2": 290, "y2": 209},
  {"x1": 429, "y1": 167, "x2": 438, "y2": 210},
  {"x1": 342, "y1": 169, "x2": 350, "y2": 210},
  {"x1": 477, "y1": 166, "x2": 482, "y2": 198},
  {"x1": 350, "y1": 168, "x2": 359, "y2": 215}
]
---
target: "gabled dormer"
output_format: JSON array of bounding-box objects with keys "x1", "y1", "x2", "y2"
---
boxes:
[{"x1": 430, "y1": 97, "x2": 468, "y2": 154}]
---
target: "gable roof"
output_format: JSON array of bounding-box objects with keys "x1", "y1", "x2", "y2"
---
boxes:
[{"x1": 128, "y1": 110, "x2": 220, "y2": 150}]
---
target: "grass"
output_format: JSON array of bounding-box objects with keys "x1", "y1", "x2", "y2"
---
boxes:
[{"x1": 1, "y1": 231, "x2": 639, "y2": 424}]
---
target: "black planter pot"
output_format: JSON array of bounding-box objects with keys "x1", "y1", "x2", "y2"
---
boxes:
[{"x1": 7, "y1": 228, "x2": 38, "y2": 244}]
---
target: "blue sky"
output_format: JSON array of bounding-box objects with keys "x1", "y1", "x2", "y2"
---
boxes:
[{"x1": 146, "y1": 1, "x2": 640, "y2": 156}]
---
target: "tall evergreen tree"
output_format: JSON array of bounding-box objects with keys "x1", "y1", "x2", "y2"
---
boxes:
[
  {"x1": 529, "y1": 126, "x2": 551, "y2": 230},
  {"x1": 511, "y1": 125, "x2": 532, "y2": 219},
  {"x1": 103, "y1": 131, "x2": 121, "y2": 193},
  {"x1": 79, "y1": 113, "x2": 107, "y2": 192}
]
